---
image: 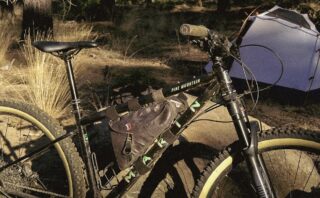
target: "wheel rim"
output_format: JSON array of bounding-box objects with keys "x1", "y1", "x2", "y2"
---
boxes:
[
  {"x1": 199, "y1": 137, "x2": 320, "y2": 198},
  {"x1": 0, "y1": 106, "x2": 73, "y2": 197}
]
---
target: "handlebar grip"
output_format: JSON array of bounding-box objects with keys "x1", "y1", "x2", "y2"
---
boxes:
[{"x1": 180, "y1": 24, "x2": 209, "y2": 37}]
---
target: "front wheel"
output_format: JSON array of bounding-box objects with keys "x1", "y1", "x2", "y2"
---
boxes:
[
  {"x1": 192, "y1": 127, "x2": 320, "y2": 198},
  {"x1": 0, "y1": 100, "x2": 86, "y2": 197}
]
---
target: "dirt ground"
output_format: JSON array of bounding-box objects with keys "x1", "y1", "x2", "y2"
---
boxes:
[
  {"x1": 78, "y1": 4, "x2": 320, "y2": 133},
  {"x1": 248, "y1": 99, "x2": 320, "y2": 130},
  {"x1": 1, "y1": 3, "x2": 320, "y2": 197},
  {"x1": 3, "y1": 3, "x2": 317, "y2": 131},
  {"x1": 73, "y1": 6, "x2": 320, "y2": 196}
]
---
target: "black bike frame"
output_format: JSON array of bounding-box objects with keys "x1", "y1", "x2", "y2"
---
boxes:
[
  {"x1": 0, "y1": 61, "x2": 216, "y2": 197},
  {"x1": 0, "y1": 44, "x2": 275, "y2": 198},
  {"x1": 105, "y1": 60, "x2": 274, "y2": 197},
  {"x1": 107, "y1": 76, "x2": 219, "y2": 197}
]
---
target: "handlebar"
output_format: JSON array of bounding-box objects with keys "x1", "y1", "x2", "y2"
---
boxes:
[
  {"x1": 180, "y1": 24, "x2": 209, "y2": 38},
  {"x1": 179, "y1": 24, "x2": 234, "y2": 59}
]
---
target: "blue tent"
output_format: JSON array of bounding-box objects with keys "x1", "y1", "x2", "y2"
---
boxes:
[{"x1": 229, "y1": 6, "x2": 320, "y2": 103}]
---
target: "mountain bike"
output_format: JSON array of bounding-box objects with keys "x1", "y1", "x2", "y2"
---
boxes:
[{"x1": 0, "y1": 24, "x2": 319, "y2": 198}]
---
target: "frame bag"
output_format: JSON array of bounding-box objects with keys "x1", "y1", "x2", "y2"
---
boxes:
[{"x1": 109, "y1": 94, "x2": 187, "y2": 170}]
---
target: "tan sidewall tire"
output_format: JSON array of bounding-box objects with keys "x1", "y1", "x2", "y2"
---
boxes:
[
  {"x1": 194, "y1": 128, "x2": 320, "y2": 198},
  {"x1": 0, "y1": 100, "x2": 86, "y2": 198}
]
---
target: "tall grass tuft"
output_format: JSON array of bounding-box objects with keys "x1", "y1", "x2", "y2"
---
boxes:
[
  {"x1": 54, "y1": 21, "x2": 96, "y2": 41},
  {"x1": 0, "y1": 19, "x2": 15, "y2": 98},
  {"x1": 19, "y1": 34, "x2": 72, "y2": 118},
  {"x1": 0, "y1": 21, "x2": 94, "y2": 119},
  {"x1": 0, "y1": 20, "x2": 14, "y2": 66},
  {"x1": 0, "y1": 73, "x2": 11, "y2": 97}
]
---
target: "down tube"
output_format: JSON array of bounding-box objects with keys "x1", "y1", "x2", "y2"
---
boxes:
[{"x1": 109, "y1": 80, "x2": 220, "y2": 197}]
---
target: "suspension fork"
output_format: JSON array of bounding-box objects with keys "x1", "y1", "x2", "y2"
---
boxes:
[
  {"x1": 213, "y1": 57, "x2": 275, "y2": 198},
  {"x1": 63, "y1": 55, "x2": 101, "y2": 198}
]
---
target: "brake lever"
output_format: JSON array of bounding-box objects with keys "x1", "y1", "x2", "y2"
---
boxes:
[
  {"x1": 191, "y1": 39, "x2": 202, "y2": 47},
  {"x1": 191, "y1": 38, "x2": 212, "y2": 52}
]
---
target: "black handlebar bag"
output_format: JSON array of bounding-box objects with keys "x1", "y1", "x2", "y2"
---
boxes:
[{"x1": 109, "y1": 95, "x2": 187, "y2": 170}]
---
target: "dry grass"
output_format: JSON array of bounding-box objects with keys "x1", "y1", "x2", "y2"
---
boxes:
[
  {"x1": 13, "y1": 34, "x2": 72, "y2": 118},
  {"x1": 54, "y1": 20, "x2": 96, "y2": 41},
  {"x1": 0, "y1": 17, "x2": 168, "y2": 119},
  {"x1": 0, "y1": 72, "x2": 11, "y2": 97},
  {"x1": 0, "y1": 19, "x2": 95, "y2": 119},
  {"x1": 0, "y1": 19, "x2": 96, "y2": 119},
  {"x1": 109, "y1": 35, "x2": 138, "y2": 60},
  {"x1": 309, "y1": 2, "x2": 320, "y2": 11},
  {"x1": 0, "y1": 19, "x2": 16, "y2": 98},
  {"x1": 0, "y1": 20, "x2": 14, "y2": 66}
]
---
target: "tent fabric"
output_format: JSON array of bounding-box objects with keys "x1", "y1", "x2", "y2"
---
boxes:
[
  {"x1": 266, "y1": 7, "x2": 311, "y2": 30},
  {"x1": 229, "y1": 6, "x2": 320, "y2": 93}
]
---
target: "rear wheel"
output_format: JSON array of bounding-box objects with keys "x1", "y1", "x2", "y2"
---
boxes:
[
  {"x1": 0, "y1": 100, "x2": 86, "y2": 197},
  {"x1": 192, "y1": 127, "x2": 320, "y2": 198}
]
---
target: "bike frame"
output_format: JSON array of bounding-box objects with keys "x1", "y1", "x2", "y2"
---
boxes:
[
  {"x1": 0, "y1": 41, "x2": 275, "y2": 198},
  {"x1": 65, "y1": 55, "x2": 217, "y2": 197}
]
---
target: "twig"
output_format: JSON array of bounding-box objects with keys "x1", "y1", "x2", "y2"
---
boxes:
[
  {"x1": 176, "y1": 29, "x2": 183, "y2": 57},
  {"x1": 124, "y1": 35, "x2": 138, "y2": 60},
  {"x1": 128, "y1": 43, "x2": 156, "y2": 58}
]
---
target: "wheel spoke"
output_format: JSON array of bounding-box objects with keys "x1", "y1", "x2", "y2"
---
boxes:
[
  {"x1": 18, "y1": 120, "x2": 23, "y2": 158},
  {"x1": 302, "y1": 155, "x2": 319, "y2": 191},
  {"x1": 1, "y1": 117, "x2": 11, "y2": 161},
  {"x1": 266, "y1": 152, "x2": 276, "y2": 177},
  {"x1": 3, "y1": 182, "x2": 70, "y2": 198},
  {"x1": 292, "y1": 151, "x2": 302, "y2": 190},
  {"x1": 0, "y1": 188, "x2": 12, "y2": 198},
  {"x1": 282, "y1": 150, "x2": 291, "y2": 198}
]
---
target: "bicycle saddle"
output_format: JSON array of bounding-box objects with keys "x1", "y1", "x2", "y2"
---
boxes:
[{"x1": 32, "y1": 41, "x2": 98, "y2": 53}]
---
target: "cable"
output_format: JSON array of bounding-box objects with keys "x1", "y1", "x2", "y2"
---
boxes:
[
  {"x1": 204, "y1": 104, "x2": 222, "y2": 112},
  {"x1": 192, "y1": 103, "x2": 222, "y2": 121},
  {"x1": 239, "y1": 44, "x2": 285, "y2": 93},
  {"x1": 192, "y1": 118, "x2": 233, "y2": 124},
  {"x1": 238, "y1": 54, "x2": 257, "y2": 108},
  {"x1": 229, "y1": 43, "x2": 285, "y2": 111},
  {"x1": 230, "y1": 5, "x2": 261, "y2": 41},
  {"x1": 188, "y1": 104, "x2": 234, "y2": 125},
  {"x1": 230, "y1": 53, "x2": 260, "y2": 111},
  {"x1": 187, "y1": 52, "x2": 261, "y2": 123},
  {"x1": 209, "y1": 34, "x2": 261, "y2": 111}
]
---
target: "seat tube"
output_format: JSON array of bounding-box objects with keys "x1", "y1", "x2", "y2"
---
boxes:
[
  {"x1": 64, "y1": 57, "x2": 82, "y2": 123},
  {"x1": 63, "y1": 56, "x2": 101, "y2": 197}
]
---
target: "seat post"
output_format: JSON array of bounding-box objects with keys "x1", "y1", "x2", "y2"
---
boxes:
[{"x1": 63, "y1": 55, "x2": 82, "y2": 122}]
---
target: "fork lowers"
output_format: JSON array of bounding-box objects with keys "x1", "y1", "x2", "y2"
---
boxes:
[{"x1": 213, "y1": 56, "x2": 275, "y2": 198}]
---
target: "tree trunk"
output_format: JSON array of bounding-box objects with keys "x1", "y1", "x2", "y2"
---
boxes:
[
  {"x1": 131, "y1": 0, "x2": 139, "y2": 5},
  {"x1": 217, "y1": 0, "x2": 230, "y2": 13},
  {"x1": 197, "y1": 0, "x2": 203, "y2": 7},
  {"x1": 144, "y1": 0, "x2": 152, "y2": 7},
  {"x1": 100, "y1": 0, "x2": 115, "y2": 20},
  {"x1": 21, "y1": 0, "x2": 53, "y2": 40}
]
